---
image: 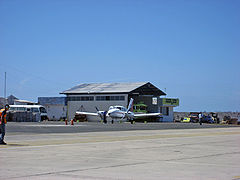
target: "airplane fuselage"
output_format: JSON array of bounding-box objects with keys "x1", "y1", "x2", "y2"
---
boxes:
[
  {"x1": 107, "y1": 106, "x2": 134, "y2": 119},
  {"x1": 108, "y1": 109, "x2": 125, "y2": 118}
]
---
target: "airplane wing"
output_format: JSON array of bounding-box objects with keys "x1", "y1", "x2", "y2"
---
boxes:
[
  {"x1": 134, "y1": 113, "x2": 162, "y2": 117},
  {"x1": 75, "y1": 111, "x2": 99, "y2": 116}
]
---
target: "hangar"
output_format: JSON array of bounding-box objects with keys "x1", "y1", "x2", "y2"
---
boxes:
[{"x1": 60, "y1": 82, "x2": 179, "y2": 122}]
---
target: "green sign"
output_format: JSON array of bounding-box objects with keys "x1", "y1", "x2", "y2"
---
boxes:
[{"x1": 161, "y1": 98, "x2": 179, "y2": 106}]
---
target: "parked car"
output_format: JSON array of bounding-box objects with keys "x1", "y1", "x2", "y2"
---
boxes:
[
  {"x1": 182, "y1": 117, "x2": 191, "y2": 123},
  {"x1": 189, "y1": 112, "x2": 200, "y2": 123},
  {"x1": 202, "y1": 115, "x2": 214, "y2": 123}
]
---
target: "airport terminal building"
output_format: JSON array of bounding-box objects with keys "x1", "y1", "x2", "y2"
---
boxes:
[{"x1": 60, "y1": 82, "x2": 179, "y2": 122}]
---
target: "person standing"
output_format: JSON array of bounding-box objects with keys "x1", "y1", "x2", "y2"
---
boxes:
[
  {"x1": 0, "y1": 104, "x2": 9, "y2": 145},
  {"x1": 198, "y1": 112, "x2": 203, "y2": 125},
  {"x1": 103, "y1": 111, "x2": 107, "y2": 124}
]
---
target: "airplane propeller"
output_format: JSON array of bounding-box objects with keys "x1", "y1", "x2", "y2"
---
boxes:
[
  {"x1": 95, "y1": 107, "x2": 108, "y2": 123},
  {"x1": 95, "y1": 107, "x2": 103, "y2": 120},
  {"x1": 122, "y1": 98, "x2": 134, "y2": 120},
  {"x1": 95, "y1": 106, "x2": 99, "y2": 112}
]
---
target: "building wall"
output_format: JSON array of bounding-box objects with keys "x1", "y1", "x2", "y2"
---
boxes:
[
  {"x1": 160, "y1": 106, "x2": 174, "y2": 122},
  {"x1": 67, "y1": 94, "x2": 128, "y2": 121},
  {"x1": 38, "y1": 97, "x2": 67, "y2": 121},
  {"x1": 130, "y1": 95, "x2": 159, "y2": 113},
  {"x1": 45, "y1": 104, "x2": 67, "y2": 120},
  {"x1": 159, "y1": 98, "x2": 179, "y2": 122}
]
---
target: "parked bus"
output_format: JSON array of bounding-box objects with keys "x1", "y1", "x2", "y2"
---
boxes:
[{"x1": 9, "y1": 105, "x2": 48, "y2": 121}]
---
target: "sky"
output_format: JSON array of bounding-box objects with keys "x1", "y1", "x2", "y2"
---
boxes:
[{"x1": 0, "y1": 0, "x2": 239, "y2": 112}]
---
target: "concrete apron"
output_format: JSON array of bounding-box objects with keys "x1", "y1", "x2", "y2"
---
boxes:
[{"x1": 1, "y1": 128, "x2": 240, "y2": 180}]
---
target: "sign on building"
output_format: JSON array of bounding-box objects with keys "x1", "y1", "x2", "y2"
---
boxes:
[
  {"x1": 152, "y1": 97, "x2": 158, "y2": 105},
  {"x1": 160, "y1": 98, "x2": 179, "y2": 106}
]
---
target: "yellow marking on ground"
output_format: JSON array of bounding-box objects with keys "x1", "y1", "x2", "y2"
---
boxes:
[{"x1": 1, "y1": 131, "x2": 240, "y2": 148}]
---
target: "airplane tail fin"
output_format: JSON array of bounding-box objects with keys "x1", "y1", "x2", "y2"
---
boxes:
[{"x1": 127, "y1": 98, "x2": 134, "y2": 112}]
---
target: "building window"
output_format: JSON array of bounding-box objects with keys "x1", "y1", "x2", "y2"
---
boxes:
[
  {"x1": 96, "y1": 96, "x2": 105, "y2": 101},
  {"x1": 68, "y1": 96, "x2": 94, "y2": 101},
  {"x1": 96, "y1": 96, "x2": 125, "y2": 101}
]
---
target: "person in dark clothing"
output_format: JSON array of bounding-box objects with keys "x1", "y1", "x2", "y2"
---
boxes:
[
  {"x1": 198, "y1": 112, "x2": 203, "y2": 125},
  {"x1": 103, "y1": 111, "x2": 107, "y2": 124}
]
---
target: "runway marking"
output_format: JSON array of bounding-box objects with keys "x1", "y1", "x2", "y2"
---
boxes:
[{"x1": 1, "y1": 130, "x2": 240, "y2": 148}]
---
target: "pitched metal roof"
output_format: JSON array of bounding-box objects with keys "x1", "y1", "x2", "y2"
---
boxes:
[{"x1": 60, "y1": 82, "x2": 166, "y2": 96}]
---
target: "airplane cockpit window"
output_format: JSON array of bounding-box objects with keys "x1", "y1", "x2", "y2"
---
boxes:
[
  {"x1": 109, "y1": 106, "x2": 127, "y2": 111},
  {"x1": 116, "y1": 107, "x2": 121, "y2": 110},
  {"x1": 115, "y1": 106, "x2": 127, "y2": 111}
]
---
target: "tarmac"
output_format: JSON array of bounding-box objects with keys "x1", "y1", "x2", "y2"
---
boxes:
[{"x1": 1, "y1": 122, "x2": 240, "y2": 180}]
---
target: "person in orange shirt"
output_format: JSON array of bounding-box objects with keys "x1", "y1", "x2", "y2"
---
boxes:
[{"x1": 0, "y1": 104, "x2": 9, "y2": 145}]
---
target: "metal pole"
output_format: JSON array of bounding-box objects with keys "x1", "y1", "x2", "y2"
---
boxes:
[{"x1": 4, "y1": 72, "x2": 6, "y2": 98}]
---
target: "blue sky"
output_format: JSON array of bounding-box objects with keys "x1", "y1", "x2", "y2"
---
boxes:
[{"x1": 0, "y1": 0, "x2": 239, "y2": 112}]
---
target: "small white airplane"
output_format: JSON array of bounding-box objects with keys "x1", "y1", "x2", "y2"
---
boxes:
[{"x1": 75, "y1": 98, "x2": 161, "y2": 124}]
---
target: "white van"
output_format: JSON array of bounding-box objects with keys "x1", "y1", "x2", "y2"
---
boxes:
[{"x1": 9, "y1": 105, "x2": 48, "y2": 121}]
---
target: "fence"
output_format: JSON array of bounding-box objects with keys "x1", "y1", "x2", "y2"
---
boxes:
[{"x1": 8, "y1": 112, "x2": 41, "y2": 122}]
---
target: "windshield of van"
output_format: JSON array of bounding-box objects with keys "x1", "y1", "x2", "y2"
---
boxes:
[{"x1": 40, "y1": 107, "x2": 47, "y2": 113}]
